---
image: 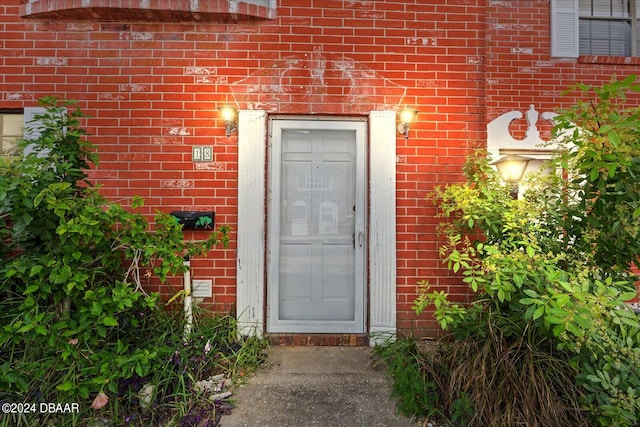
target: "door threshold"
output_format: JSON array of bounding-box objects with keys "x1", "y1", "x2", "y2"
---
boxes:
[{"x1": 267, "y1": 333, "x2": 369, "y2": 346}]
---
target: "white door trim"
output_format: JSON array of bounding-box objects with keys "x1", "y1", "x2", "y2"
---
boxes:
[
  {"x1": 266, "y1": 118, "x2": 367, "y2": 333},
  {"x1": 368, "y1": 111, "x2": 397, "y2": 345},
  {"x1": 236, "y1": 110, "x2": 267, "y2": 337},
  {"x1": 235, "y1": 111, "x2": 397, "y2": 343}
]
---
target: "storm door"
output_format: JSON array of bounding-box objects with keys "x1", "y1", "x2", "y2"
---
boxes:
[{"x1": 267, "y1": 119, "x2": 366, "y2": 333}]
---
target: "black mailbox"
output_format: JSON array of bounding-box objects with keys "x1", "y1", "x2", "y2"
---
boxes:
[{"x1": 170, "y1": 211, "x2": 215, "y2": 230}]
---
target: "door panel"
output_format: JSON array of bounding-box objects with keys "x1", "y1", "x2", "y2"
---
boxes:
[{"x1": 268, "y1": 120, "x2": 366, "y2": 333}]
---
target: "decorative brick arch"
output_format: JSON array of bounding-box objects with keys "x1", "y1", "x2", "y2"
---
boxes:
[{"x1": 20, "y1": 0, "x2": 275, "y2": 21}]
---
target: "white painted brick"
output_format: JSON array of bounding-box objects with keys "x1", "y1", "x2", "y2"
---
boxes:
[
  {"x1": 167, "y1": 127, "x2": 192, "y2": 136},
  {"x1": 195, "y1": 162, "x2": 225, "y2": 171},
  {"x1": 67, "y1": 23, "x2": 97, "y2": 31},
  {"x1": 185, "y1": 67, "x2": 216, "y2": 75},
  {"x1": 406, "y1": 37, "x2": 437, "y2": 47},
  {"x1": 512, "y1": 47, "x2": 533, "y2": 54},
  {"x1": 119, "y1": 84, "x2": 151, "y2": 92},
  {"x1": 6, "y1": 93, "x2": 34, "y2": 100},
  {"x1": 98, "y1": 93, "x2": 128, "y2": 100},
  {"x1": 120, "y1": 32, "x2": 153, "y2": 41},
  {"x1": 160, "y1": 180, "x2": 194, "y2": 188},
  {"x1": 152, "y1": 136, "x2": 183, "y2": 145},
  {"x1": 36, "y1": 57, "x2": 67, "y2": 66}
]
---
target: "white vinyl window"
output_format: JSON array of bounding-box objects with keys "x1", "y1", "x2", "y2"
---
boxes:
[
  {"x1": 552, "y1": 0, "x2": 640, "y2": 57},
  {"x1": 0, "y1": 113, "x2": 23, "y2": 158},
  {"x1": 244, "y1": 0, "x2": 275, "y2": 7},
  {"x1": 580, "y1": 0, "x2": 637, "y2": 55}
]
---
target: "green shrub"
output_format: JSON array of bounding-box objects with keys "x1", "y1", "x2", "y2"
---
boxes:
[
  {"x1": 402, "y1": 77, "x2": 640, "y2": 426},
  {"x1": 0, "y1": 98, "x2": 262, "y2": 426}
]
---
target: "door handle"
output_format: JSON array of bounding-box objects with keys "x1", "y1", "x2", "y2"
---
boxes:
[{"x1": 357, "y1": 231, "x2": 364, "y2": 248}]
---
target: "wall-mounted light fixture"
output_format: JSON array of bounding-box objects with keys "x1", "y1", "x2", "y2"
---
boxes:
[
  {"x1": 397, "y1": 108, "x2": 419, "y2": 140},
  {"x1": 218, "y1": 105, "x2": 238, "y2": 137},
  {"x1": 491, "y1": 154, "x2": 533, "y2": 199}
]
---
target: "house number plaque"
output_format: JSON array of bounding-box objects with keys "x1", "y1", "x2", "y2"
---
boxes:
[{"x1": 192, "y1": 146, "x2": 213, "y2": 162}]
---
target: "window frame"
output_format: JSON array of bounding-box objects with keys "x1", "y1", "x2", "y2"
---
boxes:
[
  {"x1": 0, "y1": 110, "x2": 25, "y2": 159},
  {"x1": 551, "y1": 0, "x2": 640, "y2": 58},
  {"x1": 579, "y1": 0, "x2": 638, "y2": 56}
]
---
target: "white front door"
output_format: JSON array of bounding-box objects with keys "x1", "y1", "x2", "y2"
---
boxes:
[{"x1": 268, "y1": 119, "x2": 366, "y2": 333}]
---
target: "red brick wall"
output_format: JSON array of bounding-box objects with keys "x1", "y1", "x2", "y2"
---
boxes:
[
  {"x1": 486, "y1": 1, "x2": 640, "y2": 135},
  {"x1": 1, "y1": 0, "x2": 638, "y2": 337}
]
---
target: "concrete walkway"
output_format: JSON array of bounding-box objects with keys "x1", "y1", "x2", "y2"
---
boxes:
[{"x1": 221, "y1": 346, "x2": 418, "y2": 427}]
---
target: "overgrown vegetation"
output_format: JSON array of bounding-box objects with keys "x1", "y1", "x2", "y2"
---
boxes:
[
  {"x1": 0, "y1": 98, "x2": 266, "y2": 426},
  {"x1": 377, "y1": 76, "x2": 640, "y2": 426},
  {"x1": 374, "y1": 337, "x2": 438, "y2": 419}
]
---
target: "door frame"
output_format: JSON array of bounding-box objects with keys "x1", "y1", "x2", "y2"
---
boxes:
[
  {"x1": 235, "y1": 110, "x2": 397, "y2": 345},
  {"x1": 266, "y1": 117, "x2": 367, "y2": 334}
]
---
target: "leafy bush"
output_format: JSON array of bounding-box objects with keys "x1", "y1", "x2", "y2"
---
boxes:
[
  {"x1": 395, "y1": 77, "x2": 640, "y2": 426},
  {"x1": 0, "y1": 98, "x2": 264, "y2": 426}
]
